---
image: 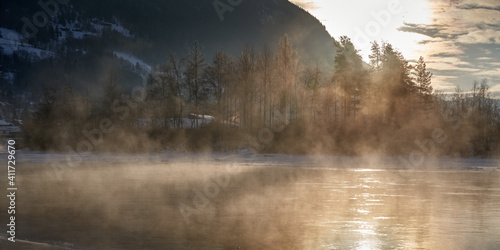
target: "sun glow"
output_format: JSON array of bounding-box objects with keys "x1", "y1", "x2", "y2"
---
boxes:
[
  {"x1": 291, "y1": 0, "x2": 500, "y2": 95},
  {"x1": 291, "y1": 0, "x2": 433, "y2": 62}
]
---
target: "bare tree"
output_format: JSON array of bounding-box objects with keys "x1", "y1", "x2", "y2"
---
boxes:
[
  {"x1": 275, "y1": 34, "x2": 299, "y2": 124},
  {"x1": 204, "y1": 51, "x2": 234, "y2": 121},
  {"x1": 300, "y1": 64, "x2": 322, "y2": 122},
  {"x1": 184, "y1": 41, "x2": 206, "y2": 127},
  {"x1": 236, "y1": 45, "x2": 257, "y2": 130},
  {"x1": 256, "y1": 46, "x2": 274, "y2": 128},
  {"x1": 163, "y1": 52, "x2": 185, "y2": 128}
]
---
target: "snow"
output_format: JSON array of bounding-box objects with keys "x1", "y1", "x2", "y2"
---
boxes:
[
  {"x1": 58, "y1": 23, "x2": 96, "y2": 40},
  {"x1": 174, "y1": 118, "x2": 213, "y2": 128},
  {"x1": 190, "y1": 114, "x2": 215, "y2": 120},
  {"x1": 54, "y1": 18, "x2": 133, "y2": 41},
  {"x1": 137, "y1": 115, "x2": 215, "y2": 128},
  {"x1": 113, "y1": 51, "x2": 151, "y2": 71},
  {"x1": 70, "y1": 30, "x2": 93, "y2": 39},
  {"x1": 0, "y1": 119, "x2": 10, "y2": 126},
  {"x1": 0, "y1": 28, "x2": 23, "y2": 55},
  {"x1": 113, "y1": 51, "x2": 152, "y2": 78},
  {"x1": 111, "y1": 23, "x2": 132, "y2": 38},
  {"x1": 0, "y1": 119, "x2": 21, "y2": 140},
  {"x1": 0, "y1": 28, "x2": 55, "y2": 59},
  {"x1": 90, "y1": 20, "x2": 133, "y2": 38},
  {"x1": 14, "y1": 46, "x2": 55, "y2": 59}
]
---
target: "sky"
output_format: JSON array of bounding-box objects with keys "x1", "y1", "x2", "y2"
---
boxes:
[{"x1": 290, "y1": 0, "x2": 500, "y2": 96}]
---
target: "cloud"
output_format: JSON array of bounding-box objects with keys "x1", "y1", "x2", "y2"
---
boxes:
[
  {"x1": 487, "y1": 62, "x2": 500, "y2": 67},
  {"x1": 457, "y1": 5, "x2": 500, "y2": 11},
  {"x1": 289, "y1": 0, "x2": 320, "y2": 10},
  {"x1": 456, "y1": 29, "x2": 500, "y2": 44},
  {"x1": 432, "y1": 75, "x2": 460, "y2": 91},
  {"x1": 397, "y1": 23, "x2": 452, "y2": 38},
  {"x1": 410, "y1": 1, "x2": 500, "y2": 45},
  {"x1": 457, "y1": 0, "x2": 500, "y2": 10},
  {"x1": 473, "y1": 68, "x2": 500, "y2": 78},
  {"x1": 489, "y1": 84, "x2": 500, "y2": 96},
  {"x1": 419, "y1": 38, "x2": 465, "y2": 57},
  {"x1": 395, "y1": 0, "x2": 500, "y2": 94},
  {"x1": 428, "y1": 62, "x2": 479, "y2": 72},
  {"x1": 461, "y1": 9, "x2": 500, "y2": 26},
  {"x1": 479, "y1": 48, "x2": 493, "y2": 54},
  {"x1": 430, "y1": 52, "x2": 461, "y2": 57}
]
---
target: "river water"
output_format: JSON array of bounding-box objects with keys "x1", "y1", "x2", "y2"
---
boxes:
[{"x1": 1, "y1": 153, "x2": 499, "y2": 249}]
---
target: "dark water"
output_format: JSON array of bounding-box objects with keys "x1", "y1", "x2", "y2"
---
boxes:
[{"x1": 1, "y1": 156, "x2": 499, "y2": 249}]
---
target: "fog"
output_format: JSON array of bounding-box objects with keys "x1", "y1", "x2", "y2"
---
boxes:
[
  {"x1": 1, "y1": 153, "x2": 499, "y2": 249},
  {"x1": 18, "y1": 37, "x2": 500, "y2": 159}
]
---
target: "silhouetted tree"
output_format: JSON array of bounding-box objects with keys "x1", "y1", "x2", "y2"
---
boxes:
[
  {"x1": 204, "y1": 51, "x2": 234, "y2": 120},
  {"x1": 184, "y1": 41, "x2": 206, "y2": 125}
]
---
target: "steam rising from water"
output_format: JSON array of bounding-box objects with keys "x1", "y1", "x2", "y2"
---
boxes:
[{"x1": 1, "y1": 153, "x2": 499, "y2": 249}]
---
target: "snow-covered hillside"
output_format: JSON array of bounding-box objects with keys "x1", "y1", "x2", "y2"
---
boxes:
[
  {"x1": 0, "y1": 28, "x2": 55, "y2": 59},
  {"x1": 113, "y1": 51, "x2": 151, "y2": 78},
  {"x1": 59, "y1": 19, "x2": 133, "y2": 40}
]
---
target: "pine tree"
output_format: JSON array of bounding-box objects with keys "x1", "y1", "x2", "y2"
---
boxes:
[
  {"x1": 413, "y1": 56, "x2": 433, "y2": 95},
  {"x1": 332, "y1": 36, "x2": 367, "y2": 119},
  {"x1": 412, "y1": 56, "x2": 433, "y2": 110},
  {"x1": 369, "y1": 41, "x2": 382, "y2": 71},
  {"x1": 374, "y1": 42, "x2": 415, "y2": 126}
]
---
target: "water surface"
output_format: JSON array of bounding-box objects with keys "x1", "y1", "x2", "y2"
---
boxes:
[{"x1": 1, "y1": 154, "x2": 499, "y2": 249}]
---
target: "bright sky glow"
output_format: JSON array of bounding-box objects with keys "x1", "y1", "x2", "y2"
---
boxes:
[{"x1": 290, "y1": 0, "x2": 500, "y2": 95}]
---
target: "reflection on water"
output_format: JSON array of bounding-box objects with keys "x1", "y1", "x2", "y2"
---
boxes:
[
  {"x1": 310, "y1": 169, "x2": 500, "y2": 249},
  {"x1": 2, "y1": 160, "x2": 500, "y2": 249}
]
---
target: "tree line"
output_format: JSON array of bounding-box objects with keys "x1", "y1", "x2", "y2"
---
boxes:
[{"x1": 22, "y1": 35, "x2": 500, "y2": 157}]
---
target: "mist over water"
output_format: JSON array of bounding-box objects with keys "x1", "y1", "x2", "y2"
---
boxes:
[
  {"x1": 1, "y1": 153, "x2": 499, "y2": 249},
  {"x1": 2, "y1": 0, "x2": 500, "y2": 249}
]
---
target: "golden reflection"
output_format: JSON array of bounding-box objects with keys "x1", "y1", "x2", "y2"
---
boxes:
[{"x1": 5, "y1": 162, "x2": 500, "y2": 249}]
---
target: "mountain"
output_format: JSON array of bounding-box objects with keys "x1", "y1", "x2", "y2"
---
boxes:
[{"x1": 0, "y1": 0, "x2": 336, "y2": 101}]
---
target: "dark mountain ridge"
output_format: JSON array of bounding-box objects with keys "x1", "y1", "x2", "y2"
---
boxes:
[{"x1": 0, "y1": 0, "x2": 336, "y2": 101}]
